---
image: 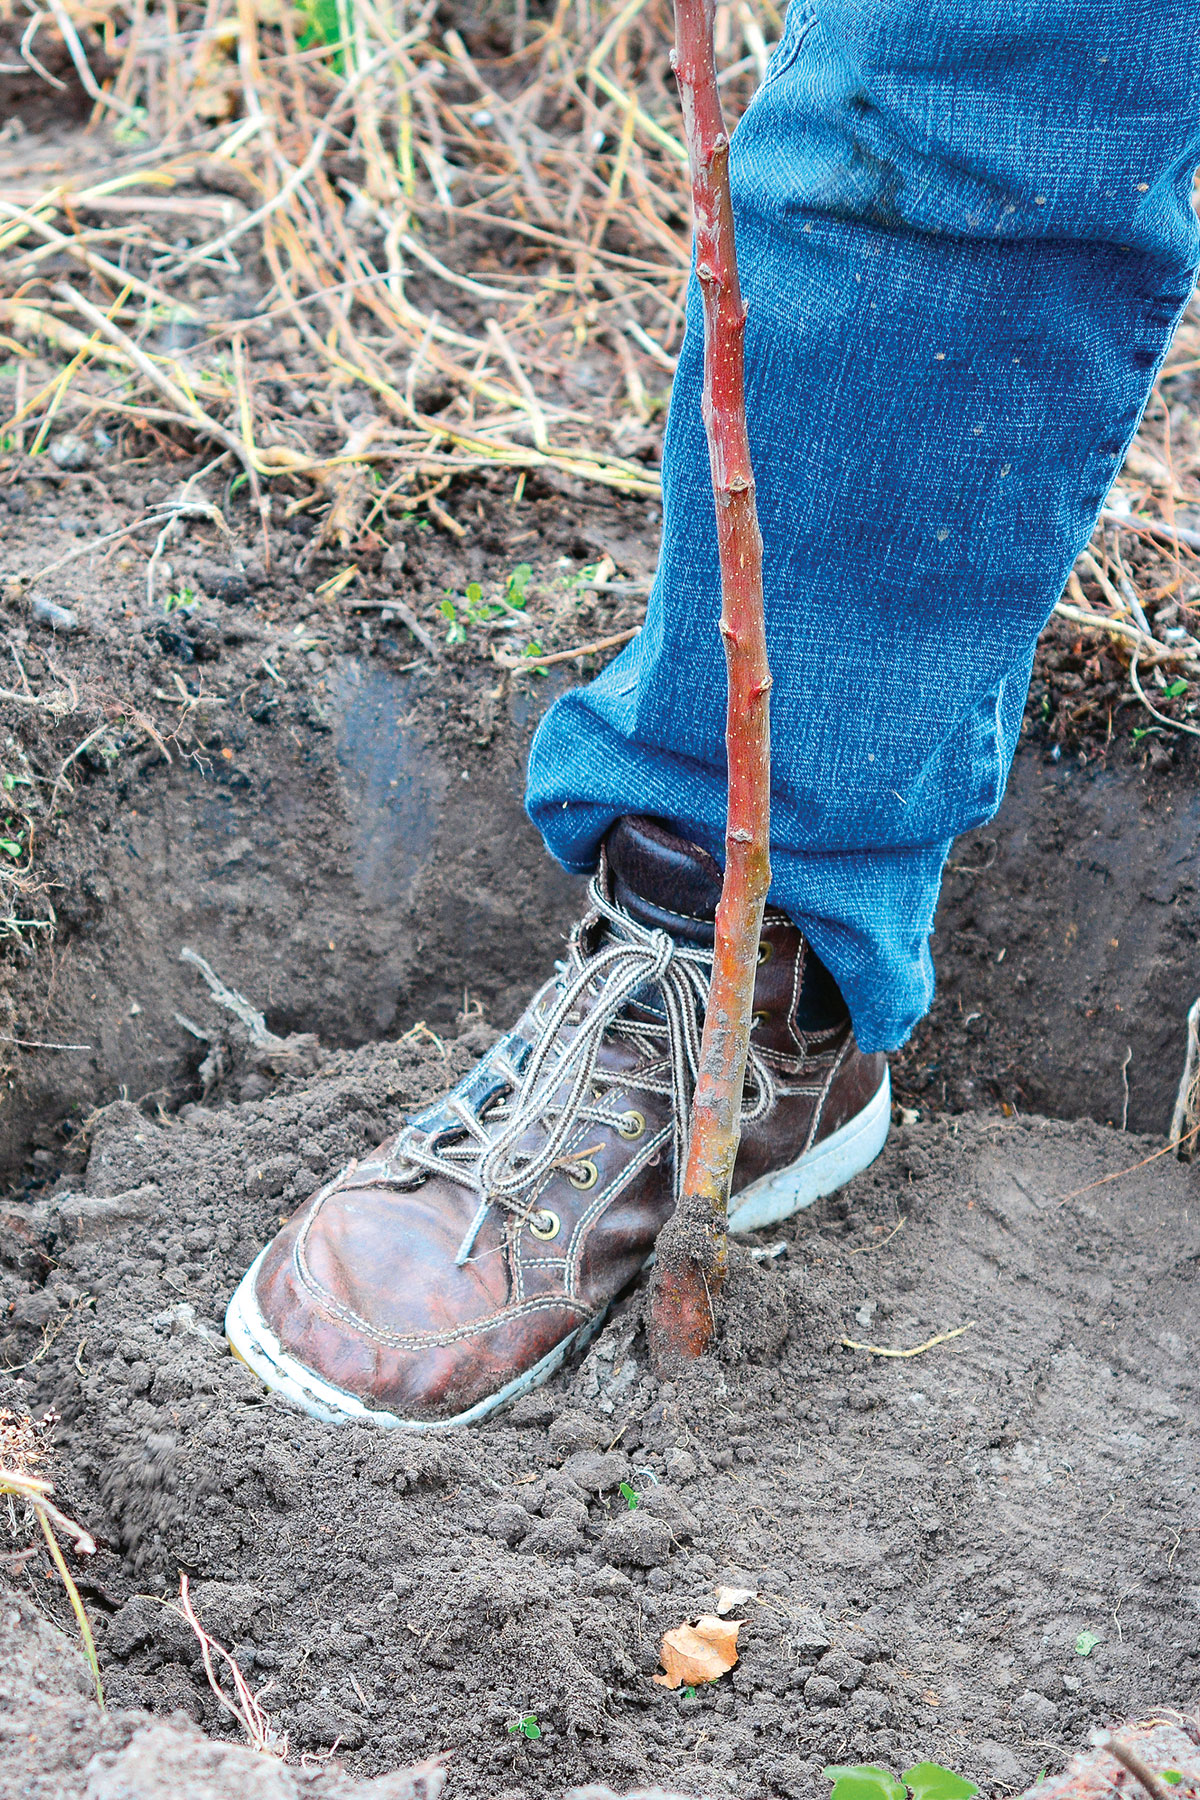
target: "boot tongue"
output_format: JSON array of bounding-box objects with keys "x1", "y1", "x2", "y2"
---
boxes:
[{"x1": 605, "y1": 815, "x2": 720, "y2": 946}]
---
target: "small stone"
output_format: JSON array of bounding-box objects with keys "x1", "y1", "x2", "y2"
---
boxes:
[
  {"x1": 292, "y1": 1704, "x2": 364, "y2": 1749},
  {"x1": 789, "y1": 1608, "x2": 832, "y2": 1659},
  {"x1": 105, "y1": 1597, "x2": 157, "y2": 1657},
  {"x1": 48, "y1": 432, "x2": 91, "y2": 471},
  {"x1": 850, "y1": 1690, "x2": 892, "y2": 1727},
  {"x1": 509, "y1": 1391, "x2": 557, "y2": 1427},
  {"x1": 195, "y1": 559, "x2": 249, "y2": 602},
  {"x1": 639, "y1": 1487, "x2": 699, "y2": 1540},
  {"x1": 543, "y1": 1493, "x2": 589, "y2": 1531},
  {"x1": 973, "y1": 1739, "x2": 1026, "y2": 1786},
  {"x1": 31, "y1": 595, "x2": 78, "y2": 633},
  {"x1": 601, "y1": 1513, "x2": 672, "y2": 1569},
  {"x1": 804, "y1": 1673, "x2": 843, "y2": 1707},
  {"x1": 245, "y1": 1156, "x2": 297, "y2": 1199},
  {"x1": 1014, "y1": 1689, "x2": 1059, "y2": 1728}
]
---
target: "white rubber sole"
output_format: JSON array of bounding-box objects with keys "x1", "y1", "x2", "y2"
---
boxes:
[
  {"x1": 728, "y1": 1067, "x2": 892, "y2": 1234},
  {"x1": 225, "y1": 1251, "x2": 613, "y2": 1431},
  {"x1": 225, "y1": 1070, "x2": 891, "y2": 1430}
]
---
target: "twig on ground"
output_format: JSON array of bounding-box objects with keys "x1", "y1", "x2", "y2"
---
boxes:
[
  {"x1": 1102, "y1": 506, "x2": 1200, "y2": 554},
  {"x1": 1056, "y1": 1122, "x2": 1200, "y2": 1201},
  {"x1": 1128, "y1": 653, "x2": 1200, "y2": 739},
  {"x1": 0, "y1": 1033, "x2": 92, "y2": 1050},
  {"x1": 841, "y1": 1321, "x2": 976, "y2": 1358},
  {"x1": 180, "y1": 947, "x2": 281, "y2": 1047},
  {"x1": 493, "y1": 625, "x2": 640, "y2": 668},
  {"x1": 1093, "y1": 1733, "x2": 1178, "y2": 1800},
  {"x1": 1053, "y1": 598, "x2": 1199, "y2": 666}
]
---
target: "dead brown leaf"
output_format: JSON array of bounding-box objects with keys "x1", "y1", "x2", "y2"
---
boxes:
[
  {"x1": 715, "y1": 1584, "x2": 757, "y2": 1616},
  {"x1": 652, "y1": 1614, "x2": 741, "y2": 1689}
]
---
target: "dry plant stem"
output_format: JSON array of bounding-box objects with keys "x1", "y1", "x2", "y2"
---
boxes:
[
  {"x1": 647, "y1": 0, "x2": 771, "y2": 1367},
  {"x1": 0, "y1": 1466, "x2": 103, "y2": 1706},
  {"x1": 36, "y1": 1507, "x2": 105, "y2": 1708},
  {"x1": 1097, "y1": 1735, "x2": 1177, "y2": 1800}
]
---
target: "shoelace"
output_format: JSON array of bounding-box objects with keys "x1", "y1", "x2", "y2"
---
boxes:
[{"x1": 351, "y1": 871, "x2": 775, "y2": 1266}]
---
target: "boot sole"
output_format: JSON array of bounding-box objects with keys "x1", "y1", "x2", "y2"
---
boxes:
[
  {"x1": 224, "y1": 1068, "x2": 891, "y2": 1430},
  {"x1": 727, "y1": 1066, "x2": 892, "y2": 1233}
]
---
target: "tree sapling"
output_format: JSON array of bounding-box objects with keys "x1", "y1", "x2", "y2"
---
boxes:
[{"x1": 647, "y1": 0, "x2": 772, "y2": 1366}]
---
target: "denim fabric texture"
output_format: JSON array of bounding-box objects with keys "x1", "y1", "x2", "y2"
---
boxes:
[{"x1": 527, "y1": 0, "x2": 1200, "y2": 1052}]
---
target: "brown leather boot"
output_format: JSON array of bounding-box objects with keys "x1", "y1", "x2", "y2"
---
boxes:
[{"x1": 225, "y1": 817, "x2": 890, "y2": 1428}]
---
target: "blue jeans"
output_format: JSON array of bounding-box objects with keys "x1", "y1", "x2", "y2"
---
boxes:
[{"x1": 527, "y1": 0, "x2": 1200, "y2": 1053}]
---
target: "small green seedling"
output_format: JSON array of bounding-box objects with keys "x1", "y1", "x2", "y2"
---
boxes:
[
  {"x1": 903, "y1": 1763, "x2": 980, "y2": 1800},
  {"x1": 1162, "y1": 1774, "x2": 1183, "y2": 1787},
  {"x1": 618, "y1": 1480, "x2": 639, "y2": 1510},
  {"x1": 441, "y1": 582, "x2": 509, "y2": 645},
  {"x1": 112, "y1": 105, "x2": 149, "y2": 145},
  {"x1": 506, "y1": 562, "x2": 533, "y2": 607},
  {"x1": 682, "y1": 1684, "x2": 697, "y2": 1698},
  {"x1": 823, "y1": 1763, "x2": 979, "y2": 1800},
  {"x1": 1162, "y1": 678, "x2": 1189, "y2": 699},
  {"x1": 507, "y1": 1713, "x2": 542, "y2": 1739},
  {"x1": 440, "y1": 598, "x2": 466, "y2": 645},
  {"x1": 1075, "y1": 1630, "x2": 1101, "y2": 1656},
  {"x1": 163, "y1": 585, "x2": 198, "y2": 615}
]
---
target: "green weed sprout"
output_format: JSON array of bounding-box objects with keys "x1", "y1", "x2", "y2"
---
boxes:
[
  {"x1": 823, "y1": 1763, "x2": 979, "y2": 1800},
  {"x1": 506, "y1": 563, "x2": 533, "y2": 606},
  {"x1": 507, "y1": 1713, "x2": 542, "y2": 1740},
  {"x1": 618, "y1": 1480, "x2": 639, "y2": 1510}
]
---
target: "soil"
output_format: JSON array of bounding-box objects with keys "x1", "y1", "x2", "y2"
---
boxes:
[{"x1": 2, "y1": 1061, "x2": 1199, "y2": 1799}]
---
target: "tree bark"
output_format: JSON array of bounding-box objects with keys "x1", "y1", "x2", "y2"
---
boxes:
[{"x1": 647, "y1": 0, "x2": 772, "y2": 1368}]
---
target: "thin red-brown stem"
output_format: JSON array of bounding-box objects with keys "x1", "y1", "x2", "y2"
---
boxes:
[{"x1": 647, "y1": 0, "x2": 771, "y2": 1366}]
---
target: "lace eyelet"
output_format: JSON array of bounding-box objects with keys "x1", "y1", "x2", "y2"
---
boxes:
[
  {"x1": 757, "y1": 941, "x2": 773, "y2": 965},
  {"x1": 616, "y1": 1110, "x2": 646, "y2": 1140},
  {"x1": 529, "y1": 1208, "x2": 561, "y2": 1240},
  {"x1": 568, "y1": 1158, "x2": 599, "y2": 1191},
  {"x1": 752, "y1": 1010, "x2": 769, "y2": 1028}
]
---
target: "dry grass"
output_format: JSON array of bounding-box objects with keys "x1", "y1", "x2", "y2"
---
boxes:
[
  {"x1": 0, "y1": 1408, "x2": 104, "y2": 1705},
  {"x1": 0, "y1": 0, "x2": 778, "y2": 528},
  {"x1": 0, "y1": 0, "x2": 1198, "y2": 743}
]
